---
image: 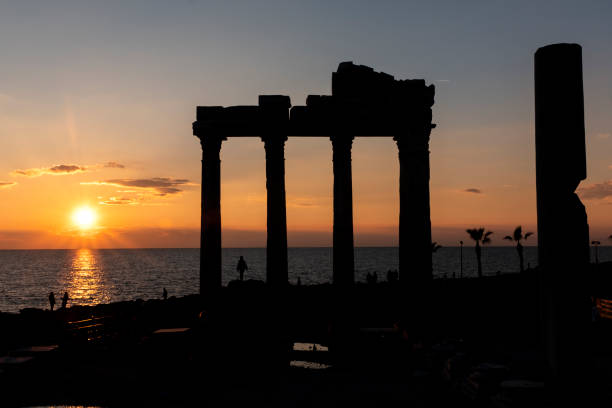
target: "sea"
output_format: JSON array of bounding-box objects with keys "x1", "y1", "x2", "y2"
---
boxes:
[{"x1": 0, "y1": 246, "x2": 609, "y2": 313}]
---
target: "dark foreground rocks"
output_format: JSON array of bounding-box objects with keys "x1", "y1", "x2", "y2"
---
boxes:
[{"x1": 2, "y1": 268, "x2": 612, "y2": 406}]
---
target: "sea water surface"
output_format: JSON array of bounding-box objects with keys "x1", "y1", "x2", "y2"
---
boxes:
[{"x1": 1, "y1": 246, "x2": 609, "y2": 313}]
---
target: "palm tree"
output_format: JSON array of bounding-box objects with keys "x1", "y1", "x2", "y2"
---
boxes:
[
  {"x1": 466, "y1": 228, "x2": 493, "y2": 278},
  {"x1": 503, "y1": 226, "x2": 533, "y2": 273}
]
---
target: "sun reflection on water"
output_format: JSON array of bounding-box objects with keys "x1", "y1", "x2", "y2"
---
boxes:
[{"x1": 68, "y1": 248, "x2": 110, "y2": 306}]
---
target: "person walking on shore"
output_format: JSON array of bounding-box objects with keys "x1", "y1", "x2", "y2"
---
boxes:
[
  {"x1": 237, "y1": 256, "x2": 248, "y2": 281},
  {"x1": 48, "y1": 292, "x2": 55, "y2": 311},
  {"x1": 163, "y1": 287, "x2": 168, "y2": 300},
  {"x1": 61, "y1": 291, "x2": 69, "y2": 309}
]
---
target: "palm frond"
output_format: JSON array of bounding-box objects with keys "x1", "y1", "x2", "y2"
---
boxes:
[
  {"x1": 524, "y1": 232, "x2": 533, "y2": 240},
  {"x1": 466, "y1": 228, "x2": 482, "y2": 241},
  {"x1": 513, "y1": 226, "x2": 522, "y2": 241},
  {"x1": 484, "y1": 230, "x2": 493, "y2": 238},
  {"x1": 482, "y1": 237, "x2": 491, "y2": 245},
  {"x1": 503, "y1": 236, "x2": 513, "y2": 241}
]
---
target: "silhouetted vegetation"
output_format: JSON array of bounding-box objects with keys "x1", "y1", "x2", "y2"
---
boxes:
[
  {"x1": 466, "y1": 228, "x2": 493, "y2": 278},
  {"x1": 504, "y1": 226, "x2": 533, "y2": 273}
]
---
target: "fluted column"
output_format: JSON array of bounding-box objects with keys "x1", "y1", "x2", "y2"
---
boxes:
[
  {"x1": 395, "y1": 128, "x2": 433, "y2": 285},
  {"x1": 331, "y1": 135, "x2": 355, "y2": 286},
  {"x1": 199, "y1": 135, "x2": 225, "y2": 299},
  {"x1": 262, "y1": 135, "x2": 289, "y2": 286}
]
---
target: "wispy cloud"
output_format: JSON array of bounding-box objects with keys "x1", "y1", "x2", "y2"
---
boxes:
[
  {"x1": 11, "y1": 162, "x2": 126, "y2": 177},
  {"x1": 578, "y1": 180, "x2": 612, "y2": 200},
  {"x1": 596, "y1": 133, "x2": 610, "y2": 140},
  {"x1": 99, "y1": 196, "x2": 140, "y2": 206},
  {"x1": 102, "y1": 161, "x2": 126, "y2": 169},
  {"x1": 83, "y1": 177, "x2": 192, "y2": 196},
  {"x1": 0, "y1": 181, "x2": 17, "y2": 189},
  {"x1": 11, "y1": 164, "x2": 88, "y2": 177},
  {"x1": 463, "y1": 188, "x2": 482, "y2": 194},
  {"x1": 288, "y1": 195, "x2": 325, "y2": 208}
]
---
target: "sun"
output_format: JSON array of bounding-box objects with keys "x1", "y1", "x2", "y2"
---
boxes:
[{"x1": 72, "y1": 206, "x2": 97, "y2": 230}]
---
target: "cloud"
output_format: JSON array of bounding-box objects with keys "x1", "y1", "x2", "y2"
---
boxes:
[
  {"x1": 0, "y1": 181, "x2": 17, "y2": 189},
  {"x1": 99, "y1": 197, "x2": 139, "y2": 205},
  {"x1": 435, "y1": 79, "x2": 451, "y2": 83},
  {"x1": 12, "y1": 164, "x2": 87, "y2": 177},
  {"x1": 578, "y1": 180, "x2": 612, "y2": 200},
  {"x1": 103, "y1": 161, "x2": 126, "y2": 169},
  {"x1": 83, "y1": 177, "x2": 192, "y2": 196},
  {"x1": 463, "y1": 188, "x2": 482, "y2": 194},
  {"x1": 11, "y1": 162, "x2": 126, "y2": 177},
  {"x1": 596, "y1": 133, "x2": 610, "y2": 140},
  {"x1": 288, "y1": 195, "x2": 323, "y2": 208}
]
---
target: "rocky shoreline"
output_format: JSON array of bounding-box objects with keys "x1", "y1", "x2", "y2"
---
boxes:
[{"x1": 1, "y1": 268, "x2": 612, "y2": 406}]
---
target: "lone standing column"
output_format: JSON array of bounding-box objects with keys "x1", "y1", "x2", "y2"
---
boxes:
[
  {"x1": 193, "y1": 108, "x2": 226, "y2": 301},
  {"x1": 331, "y1": 135, "x2": 355, "y2": 286},
  {"x1": 394, "y1": 126, "x2": 433, "y2": 286},
  {"x1": 535, "y1": 43, "x2": 590, "y2": 383}
]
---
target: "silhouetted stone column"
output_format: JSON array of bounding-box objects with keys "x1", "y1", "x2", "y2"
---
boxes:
[
  {"x1": 535, "y1": 43, "x2": 590, "y2": 383},
  {"x1": 262, "y1": 135, "x2": 289, "y2": 286},
  {"x1": 194, "y1": 110, "x2": 226, "y2": 301},
  {"x1": 394, "y1": 127, "x2": 433, "y2": 286},
  {"x1": 260, "y1": 96, "x2": 290, "y2": 287},
  {"x1": 331, "y1": 135, "x2": 355, "y2": 286}
]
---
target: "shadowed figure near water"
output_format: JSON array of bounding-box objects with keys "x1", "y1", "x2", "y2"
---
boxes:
[
  {"x1": 48, "y1": 291, "x2": 55, "y2": 311},
  {"x1": 237, "y1": 256, "x2": 248, "y2": 281},
  {"x1": 61, "y1": 291, "x2": 69, "y2": 309}
]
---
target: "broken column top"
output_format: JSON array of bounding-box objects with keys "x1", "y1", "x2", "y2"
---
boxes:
[
  {"x1": 535, "y1": 43, "x2": 586, "y2": 186},
  {"x1": 332, "y1": 61, "x2": 434, "y2": 109}
]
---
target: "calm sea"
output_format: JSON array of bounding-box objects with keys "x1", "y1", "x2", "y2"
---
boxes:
[{"x1": 0, "y1": 246, "x2": 609, "y2": 313}]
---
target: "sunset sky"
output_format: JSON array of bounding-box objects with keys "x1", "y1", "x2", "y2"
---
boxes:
[{"x1": 0, "y1": 0, "x2": 611, "y2": 249}]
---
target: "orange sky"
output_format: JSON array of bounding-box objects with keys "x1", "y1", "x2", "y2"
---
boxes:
[
  {"x1": 0, "y1": 2, "x2": 611, "y2": 249},
  {"x1": 0, "y1": 128, "x2": 610, "y2": 249}
]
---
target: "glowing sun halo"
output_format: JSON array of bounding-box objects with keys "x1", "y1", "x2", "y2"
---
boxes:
[{"x1": 72, "y1": 207, "x2": 97, "y2": 230}]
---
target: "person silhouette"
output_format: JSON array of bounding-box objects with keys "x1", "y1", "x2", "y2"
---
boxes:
[
  {"x1": 163, "y1": 287, "x2": 168, "y2": 300},
  {"x1": 61, "y1": 291, "x2": 69, "y2": 309},
  {"x1": 48, "y1": 292, "x2": 55, "y2": 311},
  {"x1": 236, "y1": 256, "x2": 248, "y2": 281}
]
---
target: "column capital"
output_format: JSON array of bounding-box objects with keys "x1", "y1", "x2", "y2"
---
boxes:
[
  {"x1": 197, "y1": 134, "x2": 226, "y2": 153},
  {"x1": 330, "y1": 135, "x2": 354, "y2": 149},
  {"x1": 394, "y1": 124, "x2": 435, "y2": 153}
]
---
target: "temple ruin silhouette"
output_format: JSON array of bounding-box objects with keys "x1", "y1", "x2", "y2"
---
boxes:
[{"x1": 192, "y1": 62, "x2": 435, "y2": 297}]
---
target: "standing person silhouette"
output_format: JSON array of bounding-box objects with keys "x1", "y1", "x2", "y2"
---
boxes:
[
  {"x1": 48, "y1": 292, "x2": 55, "y2": 311},
  {"x1": 61, "y1": 291, "x2": 69, "y2": 309},
  {"x1": 163, "y1": 287, "x2": 168, "y2": 300},
  {"x1": 237, "y1": 256, "x2": 248, "y2": 281}
]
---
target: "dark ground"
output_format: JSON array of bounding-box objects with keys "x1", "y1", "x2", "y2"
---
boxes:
[{"x1": 2, "y1": 265, "x2": 612, "y2": 407}]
